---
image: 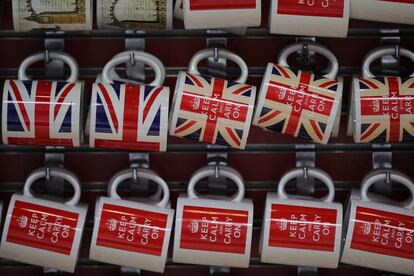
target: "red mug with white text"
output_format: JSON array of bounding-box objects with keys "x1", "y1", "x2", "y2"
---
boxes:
[
  {"x1": 173, "y1": 165, "x2": 253, "y2": 268},
  {"x1": 90, "y1": 167, "x2": 174, "y2": 273},
  {"x1": 0, "y1": 168, "x2": 87, "y2": 273},
  {"x1": 260, "y1": 168, "x2": 343, "y2": 268},
  {"x1": 341, "y1": 170, "x2": 414, "y2": 275}
]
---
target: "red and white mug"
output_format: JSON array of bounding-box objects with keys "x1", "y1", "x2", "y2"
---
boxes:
[
  {"x1": 169, "y1": 48, "x2": 256, "y2": 149},
  {"x1": 260, "y1": 168, "x2": 343, "y2": 268},
  {"x1": 182, "y1": 0, "x2": 261, "y2": 29},
  {"x1": 350, "y1": 0, "x2": 414, "y2": 25},
  {"x1": 269, "y1": 0, "x2": 350, "y2": 37},
  {"x1": 90, "y1": 167, "x2": 174, "y2": 273},
  {"x1": 348, "y1": 46, "x2": 414, "y2": 143},
  {"x1": 0, "y1": 168, "x2": 87, "y2": 273},
  {"x1": 341, "y1": 170, "x2": 414, "y2": 275},
  {"x1": 173, "y1": 165, "x2": 253, "y2": 268},
  {"x1": 2, "y1": 51, "x2": 84, "y2": 147},
  {"x1": 253, "y1": 42, "x2": 343, "y2": 144},
  {"x1": 88, "y1": 51, "x2": 170, "y2": 151}
]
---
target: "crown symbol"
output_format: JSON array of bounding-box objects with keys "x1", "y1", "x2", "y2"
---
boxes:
[
  {"x1": 188, "y1": 220, "x2": 199, "y2": 234},
  {"x1": 106, "y1": 219, "x2": 117, "y2": 232},
  {"x1": 278, "y1": 219, "x2": 288, "y2": 231},
  {"x1": 372, "y1": 100, "x2": 380, "y2": 113},
  {"x1": 18, "y1": 215, "x2": 28, "y2": 228},
  {"x1": 192, "y1": 98, "x2": 201, "y2": 110},
  {"x1": 361, "y1": 223, "x2": 371, "y2": 235}
]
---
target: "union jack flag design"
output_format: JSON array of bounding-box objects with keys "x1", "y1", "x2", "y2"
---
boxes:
[
  {"x1": 354, "y1": 77, "x2": 414, "y2": 143},
  {"x1": 89, "y1": 83, "x2": 169, "y2": 151},
  {"x1": 170, "y1": 73, "x2": 256, "y2": 149},
  {"x1": 2, "y1": 80, "x2": 82, "y2": 146},
  {"x1": 253, "y1": 64, "x2": 342, "y2": 144}
]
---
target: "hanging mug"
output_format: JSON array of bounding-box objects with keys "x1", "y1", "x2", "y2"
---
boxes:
[
  {"x1": 348, "y1": 46, "x2": 414, "y2": 143},
  {"x1": 182, "y1": 0, "x2": 261, "y2": 29},
  {"x1": 260, "y1": 168, "x2": 343, "y2": 268},
  {"x1": 350, "y1": 0, "x2": 414, "y2": 25},
  {"x1": 173, "y1": 165, "x2": 253, "y2": 268},
  {"x1": 341, "y1": 170, "x2": 414, "y2": 275},
  {"x1": 268, "y1": 0, "x2": 350, "y2": 37},
  {"x1": 0, "y1": 168, "x2": 87, "y2": 273},
  {"x1": 169, "y1": 49, "x2": 256, "y2": 149},
  {"x1": 90, "y1": 167, "x2": 174, "y2": 273},
  {"x1": 88, "y1": 51, "x2": 170, "y2": 151},
  {"x1": 2, "y1": 51, "x2": 84, "y2": 147},
  {"x1": 253, "y1": 42, "x2": 343, "y2": 144}
]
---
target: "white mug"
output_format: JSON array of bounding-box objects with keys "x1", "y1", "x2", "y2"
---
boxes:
[
  {"x1": 348, "y1": 46, "x2": 414, "y2": 143},
  {"x1": 260, "y1": 168, "x2": 343, "y2": 268},
  {"x1": 253, "y1": 42, "x2": 343, "y2": 144},
  {"x1": 90, "y1": 168, "x2": 174, "y2": 273},
  {"x1": 2, "y1": 51, "x2": 84, "y2": 147},
  {"x1": 182, "y1": 0, "x2": 261, "y2": 29},
  {"x1": 173, "y1": 165, "x2": 254, "y2": 268},
  {"x1": 269, "y1": 0, "x2": 350, "y2": 37},
  {"x1": 0, "y1": 168, "x2": 87, "y2": 273},
  {"x1": 88, "y1": 51, "x2": 170, "y2": 151},
  {"x1": 341, "y1": 170, "x2": 414, "y2": 275},
  {"x1": 169, "y1": 48, "x2": 256, "y2": 149},
  {"x1": 350, "y1": 0, "x2": 414, "y2": 25}
]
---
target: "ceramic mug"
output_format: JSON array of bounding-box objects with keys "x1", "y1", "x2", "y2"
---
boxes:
[
  {"x1": 173, "y1": 165, "x2": 254, "y2": 268},
  {"x1": 348, "y1": 46, "x2": 414, "y2": 143},
  {"x1": 341, "y1": 170, "x2": 414, "y2": 275},
  {"x1": 260, "y1": 168, "x2": 343, "y2": 268},
  {"x1": 350, "y1": 0, "x2": 414, "y2": 25},
  {"x1": 169, "y1": 48, "x2": 256, "y2": 149},
  {"x1": 182, "y1": 0, "x2": 261, "y2": 29},
  {"x1": 253, "y1": 42, "x2": 343, "y2": 144},
  {"x1": 88, "y1": 51, "x2": 170, "y2": 151},
  {"x1": 90, "y1": 167, "x2": 174, "y2": 273},
  {"x1": 268, "y1": 0, "x2": 350, "y2": 37},
  {"x1": 2, "y1": 51, "x2": 84, "y2": 147},
  {"x1": 0, "y1": 168, "x2": 87, "y2": 273}
]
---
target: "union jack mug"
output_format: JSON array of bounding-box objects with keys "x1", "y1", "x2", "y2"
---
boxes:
[
  {"x1": 88, "y1": 51, "x2": 170, "y2": 151},
  {"x1": 341, "y1": 170, "x2": 414, "y2": 275},
  {"x1": 348, "y1": 46, "x2": 414, "y2": 143},
  {"x1": 260, "y1": 168, "x2": 343, "y2": 268},
  {"x1": 90, "y1": 167, "x2": 174, "y2": 273},
  {"x1": 269, "y1": 0, "x2": 350, "y2": 37},
  {"x1": 182, "y1": 0, "x2": 261, "y2": 29},
  {"x1": 2, "y1": 51, "x2": 84, "y2": 147},
  {"x1": 0, "y1": 168, "x2": 87, "y2": 273},
  {"x1": 350, "y1": 0, "x2": 414, "y2": 25},
  {"x1": 253, "y1": 42, "x2": 343, "y2": 144},
  {"x1": 173, "y1": 165, "x2": 253, "y2": 268},
  {"x1": 169, "y1": 48, "x2": 256, "y2": 149}
]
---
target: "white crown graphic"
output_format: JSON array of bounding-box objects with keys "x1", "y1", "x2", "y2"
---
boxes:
[
  {"x1": 192, "y1": 98, "x2": 200, "y2": 110},
  {"x1": 278, "y1": 219, "x2": 288, "y2": 231},
  {"x1": 106, "y1": 219, "x2": 117, "y2": 232},
  {"x1": 372, "y1": 100, "x2": 380, "y2": 113},
  {"x1": 361, "y1": 223, "x2": 371, "y2": 235},
  {"x1": 18, "y1": 215, "x2": 28, "y2": 228},
  {"x1": 188, "y1": 220, "x2": 199, "y2": 234}
]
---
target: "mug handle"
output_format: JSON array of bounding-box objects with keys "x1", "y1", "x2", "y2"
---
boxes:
[
  {"x1": 108, "y1": 168, "x2": 170, "y2": 208},
  {"x1": 277, "y1": 42, "x2": 339, "y2": 80},
  {"x1": 361, "y1": 169, "x2": 414, "y2": 210},
  {"x1": 188, "y1": 165, "x2": 245, "y2": 202},
  {"x1": 18, "y1": 51, "x2": 79, "y2": 82},
  {"x1": 23, "y1": 168, "x2": 81, "y2": 207},
  {"x1": 278, "y1": 167, "x2": 336, "y2": 203},
  {"x1": 102, "y1": 51, "x2": 166, "y2": 86},
  {"x1": 362, "y1": 46, "x2": 414, "y2": 78},
  {"x1": 188, "y1": 48, "x2": 249, "y2": 84}
]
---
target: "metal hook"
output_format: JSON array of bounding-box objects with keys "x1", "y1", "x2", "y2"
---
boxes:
[
  {"x1": 214, "y1": 164, "x2": 220, "y2": 181},
  {"x1": 214, "y1": 47, "x2": 220, "y2": 62},
  {"x1": 132, "y1": 167, "x2": 138, "y2": 183},
  {"x1": 395, "y1": 45, "x2": 400, "y2": 60},
  {"x1": 129, "y1": 52, "x2": 136, "y2": 67},
  {"x1": 385, "y1": 172, "x2": 391, "y2": 185},
  {"x1": 44, "y1": 49, "x2": 50, "y2": 64},
  {"x1": 45, "y1": 167, "x2": 51, "y2": 180}
]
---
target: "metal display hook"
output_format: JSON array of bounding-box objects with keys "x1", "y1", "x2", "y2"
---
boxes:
[
  {"x1": 372, "y1": 144, "x2": 393, "y2": 198},
  {"x1": 125, "y1": 30, "x2": 146, "y2": 82},
  {"x1": 295, "y1": 37, "x2": 316, "y2": 69},
  {"x1": 128, "y1": 153, "x2": 150, "y2": 197},
  {"x1": 380, "y1": 29, "x2": 401, "y2": 75},
  {"x1": 206, "y1": 30, "x2": 228, "y2": 78}
]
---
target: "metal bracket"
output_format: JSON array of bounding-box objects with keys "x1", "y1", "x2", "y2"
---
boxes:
[
  {"x1": 295, "y1": 144, "x2": 316, "y2": 196},
  {"x1": 207, "y1": 145, "x2": 228, "y2": 196},
  {"x1": 206, "y1": 30, "x2": 228, "y2": 78},
  {"x1": 210, "y1": 266, "x2": 231, "y2": 276},
  {"x1": 380, "y1": 29, "x2": 401, "y2": 75},
  {"x1": 372, "y1": 144, "x2": 393, "y2": 196},
  {"x1": 298, "y1": 266, "x2": 318, "y2": 276},
  {"x1": 43, "y1": 267, "x2": 63, "y2": 275},
  {"x1": 129, "y1": 153, "x2": 150, "y2": 197},
  {"x1": 295, "y1": 37, "x2": 316, "y2": 71},
  {"x1": 120, "y1": 266, "x2": 141, "y2": 276},
  {"x1": 44, "y1": 31, "x2": 65, "y2": 80},
  {"x1": 44, "y1": 148, "x2": 65, "y2": 198},
  {"x1": 125, "y1": 30, "x2": 146, "y2": 82}
]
